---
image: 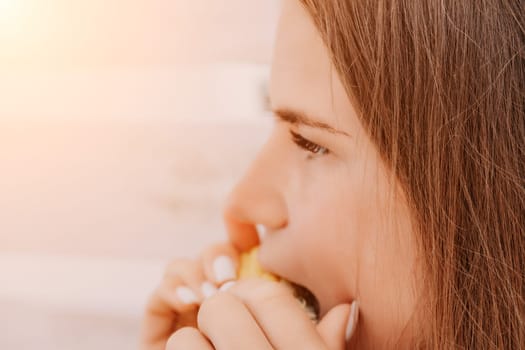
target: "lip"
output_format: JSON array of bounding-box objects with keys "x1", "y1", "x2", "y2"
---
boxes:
[
  {"x1": 280, "y1": 279, "x2": 321, "y2": 322},
  {"x1": 267, "y1": 268, "x2": 324, "y2": 316},
  {"x1": 307, "y1": 284, "x2": 331, "y2": 318},
  {"x1": 256, "y1": 244, "x2": 346, "y2": 318},
  {"x1": 254, "y1": 248, "x2": 322, "y2": 318},
  {"x1": 293, "y1": 280, "x2": 327, "y2": 317},
  {"x1": 280, "y1": 274, "x2": 347, "y2": 319}
]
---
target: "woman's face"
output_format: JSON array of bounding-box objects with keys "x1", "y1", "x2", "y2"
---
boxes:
[{"x1": 224, "y1": 0, "x2": 420, "y2": 347}]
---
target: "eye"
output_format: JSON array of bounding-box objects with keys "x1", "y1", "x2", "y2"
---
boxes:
[{"x1": 290, "y1": 130, "x2": 329, "y2": 156}]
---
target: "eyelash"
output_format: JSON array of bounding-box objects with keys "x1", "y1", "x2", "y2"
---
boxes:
[{"x1": 290, "y1": 130, "x2": 329, "y2": 156}]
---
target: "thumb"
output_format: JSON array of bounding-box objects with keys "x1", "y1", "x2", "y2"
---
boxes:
[{"x1": 316, "y1": 301, "x2": 359, "y2": 350}]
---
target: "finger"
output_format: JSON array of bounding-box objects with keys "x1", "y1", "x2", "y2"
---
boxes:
[
  {"x1": 197, "y1": 291, "x2": 273, "y2": 350},
  {"x1": 166, "y1": 327, "x2": 214, "y2": 350},
  {"x1": 140, "y1": 283, "x2": 199, "y2": 347},
  {"x1": 165, "y1": 259, "x2": 217, "y2": 303},
  {"x1": 316, "y1": 303, "x2": 353, "y2": 350},
  {"x1": 345, "y1": 301, "x2": 360, "y2": 349},
  {"x1": 140, "y1": 259, "x2": 206, "y2": 347},
  {"x1": 165, "y1": 258, "x2": 207, "y2": 298},
  {"x1": 226, "y1": 279, "x2": 327, "y2": 349},
  {"x1": 156, "y1": 281, "x2": 200, "y2": 312},
  {"x1": 223, "y1": 209, "x2": 259, "y2": 252},
  {"x1": 200, "y1": 242, "x2": 240, "y2": 285}
]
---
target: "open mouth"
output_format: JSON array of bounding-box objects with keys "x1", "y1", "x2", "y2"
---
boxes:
[
  {"x1": 280, "y1": 279, "x2": 320, "y2": 322},
  {"x1": 238, "y1": 247, "x2": 321, "y2": 323}
]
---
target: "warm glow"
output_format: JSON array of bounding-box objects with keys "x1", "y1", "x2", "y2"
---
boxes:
[
  {"x1": 0, "y1": 0, "x2": 32, "y2": 48},
  {"x1": 0, "y1": 0, "x2": 23, "y2": 29}
]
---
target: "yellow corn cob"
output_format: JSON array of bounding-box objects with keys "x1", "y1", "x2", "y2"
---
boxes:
[
  {"x1": 238, "y1": 247, "x2": 278, "y2": 281},
  {"x1": 237, "y1": 246, "x2": 320, "y2": 323}
]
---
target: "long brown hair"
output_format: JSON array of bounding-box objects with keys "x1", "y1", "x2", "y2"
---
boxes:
[{"x1": 298, "y1": 0, "x2": 525, "y2": 348}]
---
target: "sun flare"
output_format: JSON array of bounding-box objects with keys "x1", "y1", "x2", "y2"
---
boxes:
[
  {"x1": 0, "y1": 0, "x2": 21, "y2": 21},
  {"x1": 0, "y1": 0, "x2": 28, "y2": 36},
  {"x1": 0, "y1": 0, "x2": 35, "y2": 50}
]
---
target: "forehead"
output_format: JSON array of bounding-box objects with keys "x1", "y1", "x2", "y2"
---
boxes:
[{"x1": 269, "y1": 0, "x2": 352, "y2": 129}]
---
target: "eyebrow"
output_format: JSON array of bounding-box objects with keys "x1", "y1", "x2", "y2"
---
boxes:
[{"x1": 272, "y1": 108, "x2": 351, "y2": 137}]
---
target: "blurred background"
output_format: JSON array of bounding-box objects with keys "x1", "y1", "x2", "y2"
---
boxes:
[{"x1": 0, "y1": 0, "x2": 280, "y2": 348}]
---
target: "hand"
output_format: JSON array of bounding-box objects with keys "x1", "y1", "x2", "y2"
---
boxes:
[
  {"x1": 139, "y1": 242, "x2": 241, "y2": 350},
  {"x1": 165, "y1": 278, "x2": 359, "y2": 350}
]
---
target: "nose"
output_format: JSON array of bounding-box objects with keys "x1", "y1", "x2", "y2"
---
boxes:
[{"x1": 223, "y1": 138, "x2": 288, "y2": 251}]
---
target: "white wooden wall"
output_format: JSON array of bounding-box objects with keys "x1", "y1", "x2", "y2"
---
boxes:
[{"x1": 0, "y1": 1, "x2": 280, "y2": 348}]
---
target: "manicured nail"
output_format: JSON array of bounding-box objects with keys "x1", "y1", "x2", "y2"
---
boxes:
[
  {"x1": 219, "y1": 280, "x2": 236, "y2": 291},
  {"x1": 213, "y1": 255, "x2": 236, "y2": 283},
  {"x1": 256, "y1": 224, "x2": 267, "y2": 241},
  {"x1": 175, "y1": 286, "x2": 199, "y2": 304},
  {"x1": 345, "y1": 301, "x2": 359, "y2": 342},
  {"x1": 201, "y1": 281, "x2": 218, "y2": 298}
]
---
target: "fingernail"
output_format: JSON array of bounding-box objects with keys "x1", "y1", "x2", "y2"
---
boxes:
[
  {"x1": 256, "y1": 224, "x2": 267, "y2": 241},
  {"x1": 201, "y1": 281, "x2": 218, "y2": 298},
  {"x1": 213, "y1": 255, "x2": 236, "y2": 283},
  {"x1": 175, "y1": 286, "x2": 199, "y2": 304},
  {"x1": 219, "y1": 280, "x2": 236, "y2": 291},
  {"x1": 345, "y1": 301, "x2": 359, "y2": 342}
]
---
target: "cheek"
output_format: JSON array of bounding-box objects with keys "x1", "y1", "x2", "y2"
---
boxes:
[
  {"x1": 352, "y1": 173, "x2": 421, "y2": 343},
  {"x1": 292, "y1": 195, "x2": 357, "y2": 257},
  {"x1": 286, "y1": 163, "x2": 364, "y2": 283}
]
